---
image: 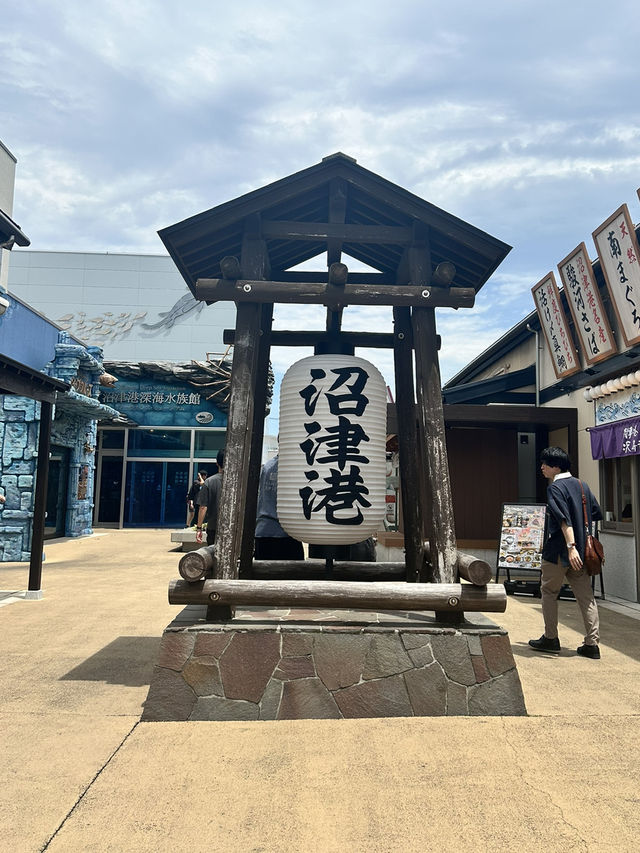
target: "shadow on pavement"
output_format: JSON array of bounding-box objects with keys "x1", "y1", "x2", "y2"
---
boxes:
[{"x1": 60, "y1": 636, "x2": 161, "y2": 686}]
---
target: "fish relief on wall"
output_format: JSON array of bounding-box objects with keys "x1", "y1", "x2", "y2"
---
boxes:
[{"x1": 57, "y1": 292, "x2": 205, "y2": 342}]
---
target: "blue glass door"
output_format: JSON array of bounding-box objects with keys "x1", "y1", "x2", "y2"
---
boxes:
[{"x1": 124, "y1": 461, "x2": 189, "y2": 526}]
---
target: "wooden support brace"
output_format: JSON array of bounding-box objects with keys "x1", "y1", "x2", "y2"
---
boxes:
[
  {"x1": 195, "y1": 279, "x2": 475, "y2": 309},
  {"x1": 168, "y1": 578, "x2": 507, "y2": 612},
  {"x1": 422, "y1": 543, "x2": 493, "y2": 586}
]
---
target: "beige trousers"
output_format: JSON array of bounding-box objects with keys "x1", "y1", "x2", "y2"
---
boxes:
[{"x1": 541, "y1": 558, "x2": 599, "y2": 646}]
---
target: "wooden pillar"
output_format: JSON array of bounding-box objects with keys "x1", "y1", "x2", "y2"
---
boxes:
[
  {"x1": 239, "y1": 302, "x2": 273, "y2": 571},
  {"x1": 392, "y1": 305, "x2": 426, "y2": 582},
  {"x1": 409, "y1": 223, "x2": 457, "y2": 584},
  {"x1": 212, "y1": 215, "x2": 271, "y2": 618},
  {"x1": 28, "y1": 399, "x2": 52, "y2": 593}
]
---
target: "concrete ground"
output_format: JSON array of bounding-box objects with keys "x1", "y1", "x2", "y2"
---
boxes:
[{"x1": 1, "y1": 529, "x2": 640, "y2": 853}]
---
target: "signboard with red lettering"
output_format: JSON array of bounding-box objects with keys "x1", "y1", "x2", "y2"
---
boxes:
[
  {"x1": 557, "y1": 243, "x2": 616, "y2": 366},
  {"x1": 532, "y1": 273, "x2": 581, "y2": 379},
  {"x1": 592, "y1": 204, "x2": 640, "y2": 348}
]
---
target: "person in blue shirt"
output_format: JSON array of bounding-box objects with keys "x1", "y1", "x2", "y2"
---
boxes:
[
  {"x1": 529, "y1": 446, "x2": 602, "y2": 659},
  {"x1": 254, "y1": 453, "x2": 303, "y2": 560}
]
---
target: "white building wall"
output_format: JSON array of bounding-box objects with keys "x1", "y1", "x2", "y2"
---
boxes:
[
  {"x1": 7, "y1": 250, "x2": 236, "y2": 362},
  {"x1": 0, "y1": 141, "x2": 18, "y2": 292}
]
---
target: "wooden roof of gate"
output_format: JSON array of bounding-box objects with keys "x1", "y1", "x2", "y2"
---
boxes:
[{"x1": 158, "y1": 153, "x2": 511, "y2": 294}]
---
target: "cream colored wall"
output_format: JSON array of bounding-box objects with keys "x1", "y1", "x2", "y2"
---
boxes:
[
  {"x1": 0, "y1": 142, "x2": 17, "y2": 292},
  {"x1": 471, "y1": 336, "x2": 536, "y2": 383},
  {"x1": 542, "y1": 388, "x2": 600, "y2": 500}
]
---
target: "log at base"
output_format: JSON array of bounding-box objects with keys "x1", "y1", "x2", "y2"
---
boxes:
[{"x1": 142, "y1": 607, "x2": 527, "y2": 721}]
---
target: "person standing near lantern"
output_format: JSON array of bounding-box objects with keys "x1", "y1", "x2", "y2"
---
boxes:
[
  {"x1": 195, "y1": 450, "x2": 224, "y2": 546},
  {"x1": 254, "y1": 451, "x2": 304, "y2": 560}
]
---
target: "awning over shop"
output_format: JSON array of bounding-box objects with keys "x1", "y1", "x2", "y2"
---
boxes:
[{"x1": 589, "y1": 416, "x2": 640, "y2": 460}]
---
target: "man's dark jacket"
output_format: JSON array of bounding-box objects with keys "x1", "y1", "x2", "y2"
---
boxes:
[{"x1": 543, "y1": 475, "x2": 602, "y2": 563}]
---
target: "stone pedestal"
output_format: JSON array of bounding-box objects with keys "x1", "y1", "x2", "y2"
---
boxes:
[{"x1": 142, "y1": 606, "x2": 526, "y2": 721}]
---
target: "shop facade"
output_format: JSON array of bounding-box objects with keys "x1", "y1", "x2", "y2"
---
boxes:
[
  {"x1": 443, "y1": 192, "x2": 640, "y2": 603},
  {"x1": 96, "y1": 362, "x2": 228, "y2": 528},
  {"x1": 0, "y1": 296, "x2": 119, "y2": 560}
]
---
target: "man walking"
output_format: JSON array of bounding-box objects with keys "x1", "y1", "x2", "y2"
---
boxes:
[
  {"x1": 529, "y1": 446, "x2": 603, "y2": 659},
  {"x1": 195, "y1": 450, "x2": 224, "y2": 547}
]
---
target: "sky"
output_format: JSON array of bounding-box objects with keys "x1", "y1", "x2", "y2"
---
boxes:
[{"x1": 3, "y1": 0, "x2": 640, "y2": 402}]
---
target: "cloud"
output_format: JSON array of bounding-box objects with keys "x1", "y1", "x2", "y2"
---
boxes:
[{"x1": 3, "y1": 0, "x2": 640, "y2": 397}]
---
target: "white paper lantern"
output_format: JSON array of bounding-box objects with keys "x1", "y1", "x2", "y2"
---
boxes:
[
  {"x1": 277, "y1": 354, "x2": 387, "y2": 544},
  {"x1": 583, "y1": 388, "x2": 593, "y2": 402}
]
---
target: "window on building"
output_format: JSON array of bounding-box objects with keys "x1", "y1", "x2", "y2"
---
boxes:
[
  {"x1": 194, "y1": 429, "x2": 226, "y2": 457},
  {"x1": 601, "y1": 456, "x2": 634, "y2": 531},
  {"x1": 127, "y1": 429, "x2": 191, "y2": 457},
  {"x1": 100, "y1": 429, "x2": 125, "y2": 449}
]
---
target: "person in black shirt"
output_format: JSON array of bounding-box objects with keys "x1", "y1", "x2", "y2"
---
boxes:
[
  {"x1": 186, "y1": 469, "x2": 208, "y2": 526},
  {"x1": 529, "y1": 447, "x2": 602, "y2": 659},
  {"x1": 195, "y1": 450, "x2": 224, "y2": 547}
]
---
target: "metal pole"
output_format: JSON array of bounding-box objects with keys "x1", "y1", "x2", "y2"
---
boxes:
[{"x1": 28, "y1": 399, "x2": 53, "y2": 594}]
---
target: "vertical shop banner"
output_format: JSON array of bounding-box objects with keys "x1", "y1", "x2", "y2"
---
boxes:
[
  {"x1": 593, "y1": 204, "x2": 640, "y2": 348},
  {"x1": 532, "y1": 273, "x2": 581, "y2": 379},
  {"x1": 557, "y1": 243, "x2": 616, "y2": 366}
]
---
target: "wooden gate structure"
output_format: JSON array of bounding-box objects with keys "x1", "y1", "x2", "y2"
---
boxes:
[{"x1": 159, "y1": 154, "x2": 512, "y2": 622}]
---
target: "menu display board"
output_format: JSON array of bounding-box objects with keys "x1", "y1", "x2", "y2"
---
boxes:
[{"x1": 497, "y1": 503, "x2": 547, "y2": 571}]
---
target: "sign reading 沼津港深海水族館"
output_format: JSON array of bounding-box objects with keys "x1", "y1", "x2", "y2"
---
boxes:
[
  {"x1": 593, "y1": 204, "x2": 640, "y2": 349},
  {"x1": 99, "y1": 378, "x2": 226, "y2": 427},
  {"x1": 532, "y1": 273, "x2": 580, "y2": 379},
  {"x1": 557, "y1": 243, "x2": 616, "y2": 366}
]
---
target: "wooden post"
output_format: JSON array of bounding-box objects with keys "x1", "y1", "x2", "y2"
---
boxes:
[
  {"x1": 392, "y1": 304, "x2": 426, "y2": 582},
  {"x1": 213, "y1": 215, "x2": 270, "y2": 619},
  {"x1": 409, "y1": 222, "x2": 458, "y2": 584}
]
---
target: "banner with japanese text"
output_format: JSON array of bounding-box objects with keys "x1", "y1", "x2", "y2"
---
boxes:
[
  {"x1": 532, "y1": 273, "x2": 580, "y2": 379},
  {"x1": 557, "y1": 242, "x2": 616, "y2": 366},
  {"x1": 593, "y1": 204, "x2": 640, "y2": 348}
]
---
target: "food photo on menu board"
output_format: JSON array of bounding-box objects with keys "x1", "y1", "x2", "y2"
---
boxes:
[{"x1": 498, "y1": 503, "x2": 547, "y2": 570}]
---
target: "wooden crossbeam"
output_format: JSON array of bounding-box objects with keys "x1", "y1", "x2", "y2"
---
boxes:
[
  {"x1": 223, "y1": 329, "x2": 395, "y2": 348},
  {"x1": 261, "y1": 220, "x2": 413, "y2": 244},
  {"x1": 169, "y1": 579, "x2": 507, "y2": 612},
  {"x1": 196, "y1": 278, "x2": 475, "y2": 308}
]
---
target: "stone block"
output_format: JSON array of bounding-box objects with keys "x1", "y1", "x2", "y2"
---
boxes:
[
  {"x1": 446, "y1": 681, "x2": 469, "y2": 716},
  {"x1": 282, "y1": 633, "x2": 314, "y2": 656},
  {"x1": 219, "y1": 631, "x2": 281, "y2": 703},
  {"x1": 401, "y1": 632, "x2": 435, "y2": 650},
  {"x1": 404, "y1": 664, "x2": 447, "y2": 715},
  {"x1": 430, "y1": 633, "x2": 476, "y2": 686},
  {"x1": 17, "y1": 475, "x2": 34, "y2": 489},
  {"x1": 190, "y1": 696, "x2": 259, "y2": 721},
  {"x1": 466, "y1": 634, "x2": 483, "y2": 656},
  {"x1": 335, "y1": 674, "x2": 414, "y2": 719},
  {"x1": 194, "y1": 631, "x2": 233, "y2": 658},
  {"x1": 142, "y1": 667, "x2": 197, "y2": 721},
  {"x1": 182, "y1": 657, "x2": 223, "y2": 697},
  {"x1": 468, "y1": 669, "x2": 527, "y2": 716},
  {"x1": 279, "y1": 678, "x2": 342, "y2": 720},
  {"x1": 156, "y1": 632, "x2": 195, "y2": 671},
  {"x1": 471, "y1": 655, "x2": 491, "y2": 683},
  {"x1": 274, "y1": 655, "x2": 316, "y2": 680},
  {"x1": 314, "y1": 634, "x2": 370, "y2": 691},
  {"x1": 362, "y1": 633, "x2": 413, "y2": 680},
  {"x1": 259, "y1": 678, "x2": 283, "y2": 719},
  {"x1": 481, "y1": 634, "x2": 516, "y2": 677},
  {"x1": 406, "y1": 643, "x2": 434, "y2": 668}
]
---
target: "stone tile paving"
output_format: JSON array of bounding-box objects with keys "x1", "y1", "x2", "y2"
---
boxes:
[{"x1": 143, "y1": 606, "x2": 526, "y2": 721}]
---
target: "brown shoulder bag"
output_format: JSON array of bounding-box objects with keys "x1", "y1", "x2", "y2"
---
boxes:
[{"x1": 580, "y1": 481, "x2": 604, "y2": 576}]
